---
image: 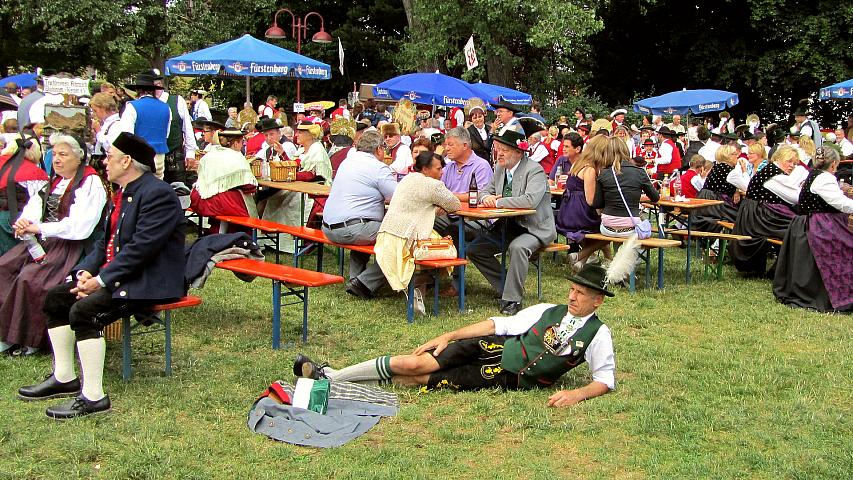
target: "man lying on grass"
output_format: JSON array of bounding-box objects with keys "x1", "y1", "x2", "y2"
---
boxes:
[{"x1": 295, "y1": 264, "x2": 616, "y2": 407}]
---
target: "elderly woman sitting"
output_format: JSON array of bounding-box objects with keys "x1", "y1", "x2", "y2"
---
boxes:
[
  {"x1": 0, "y1": 134, "x2": 49, "y2": 255},
  {"x1": 730, "y1": 146, "x2": 808, "y2": 276},
  {"x1": 774, "y1": 147, "x2": 853, "y2": 312},
  {"x1": 260, "y1": 122, "x2": 333, "y2": 252},
  {"x1": 375, "y1": 152, "x2": 461, "y2": 313},
  {"x1": 190, "y1": 128, "x2": 258, "y2": 234},
  {"x1": 0, "y1": 134, "x2": 107, "y2": 355}
]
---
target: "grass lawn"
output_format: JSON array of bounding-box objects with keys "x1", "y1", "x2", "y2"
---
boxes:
[{"x1": 1, "y1": 246, "x2": 850, "y2": 479}]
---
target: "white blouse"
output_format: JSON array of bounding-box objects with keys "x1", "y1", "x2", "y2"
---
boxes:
[{"x1": 31, "y1": 175, "x2": 107, "y2": 240}]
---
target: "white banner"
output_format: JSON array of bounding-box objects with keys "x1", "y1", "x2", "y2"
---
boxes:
[
  {"x1": 43, "y1": 76, "x2": 90, "y2": 96},
  {"x1": 464, "y1": 35, "x2": 479, "y2": 71},
  {"x1": 338, "y1": 38, "x2": 345, "y2": 75},
  {"x1": 293, "y1": 102, "x2": 305, "y2": 113}
]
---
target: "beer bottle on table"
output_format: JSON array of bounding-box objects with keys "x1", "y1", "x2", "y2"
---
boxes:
[{"x1": 468, "y1": 174, "x2": 478, "y2": 207}]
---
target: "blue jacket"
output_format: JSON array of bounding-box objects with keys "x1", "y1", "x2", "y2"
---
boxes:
[
  {"x1": 129, "y1": 96, "x2": 170, "y2": 154},
  {"x1": 75, "y1": 172, "x2": 186, "y2": 300}
]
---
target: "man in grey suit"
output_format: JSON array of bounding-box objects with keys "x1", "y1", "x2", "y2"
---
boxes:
[{"x1": 470, "y1": 128, "x2": 557, "y2": 315}]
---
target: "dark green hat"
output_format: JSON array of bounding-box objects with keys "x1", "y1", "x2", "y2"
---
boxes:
[
  {"x1": 492, "y1": 128, "x2": 527, "y2": 151},
  {"x1": 567, "y1": 264, "x2": 614, "y2": 297},
  {"x1": 255, "y1": 117, "x2": 280, "y2": 132}
]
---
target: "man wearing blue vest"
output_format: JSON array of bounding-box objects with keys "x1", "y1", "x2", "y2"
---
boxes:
[
  {"x1": 118, "y1": 72, "x2": 171, "y2": 179},
  {"x1": 294, "y1": 264, "x2": 616, "y2": 407}
]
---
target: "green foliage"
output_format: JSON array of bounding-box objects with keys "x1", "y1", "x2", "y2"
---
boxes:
[{"x1": 398, "y1": 0, "x2": 603, "y2": 103}]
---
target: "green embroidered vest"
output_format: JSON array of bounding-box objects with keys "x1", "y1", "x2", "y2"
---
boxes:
[{"x1": 501, "y1": 304, "x2": 604, "y2": 389}]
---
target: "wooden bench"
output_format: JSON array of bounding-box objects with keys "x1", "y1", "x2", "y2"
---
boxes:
[
  {"x1": 215, "y1": 216, "x2": 292, "y2": 263},
  {"x1": 717, "y1": 220, "x2": 735, "y2": 231},
  {"x1": 408, "y1": 258, "x2": 470, "y2": 323},
  {"x1": 118, "y1": 295, "x2": 203, "y2": 380},
  {"x1": 273, "y1": 224, "x2": 474, "y2": 321},
  {"x1": 665, "y1": 229, "x2": 752, "y2": 280},
  {"x1": 583, "y1": 233, "x2": 681, "y2": 291},
  {"x1": 531, "y1": 242, "x2": 574, "y2": 300},
  {"x1": 215, "y1": 259, "x2": 344, "y2": 348}
]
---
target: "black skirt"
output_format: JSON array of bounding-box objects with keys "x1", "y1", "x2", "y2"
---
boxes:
[
  {"x1": 730, "y1": 199, "x2": 795, "y2": 276},
  {"x1": 689, "y1": 189, "x2": 739, "y2": 233},
  {"x1": 772, "y1": 216, "x2": 838, "y2": 312}
]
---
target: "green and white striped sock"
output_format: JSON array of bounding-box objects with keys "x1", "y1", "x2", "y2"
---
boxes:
[{"x1": 327, "y1": 355, "x2": 393, "y2": 383}]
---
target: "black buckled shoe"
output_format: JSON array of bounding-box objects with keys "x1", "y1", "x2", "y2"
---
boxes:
[
  {"x1": 18, "y1": 374, "x2": 81, "y2": 401},
  {"x1": 45, "y1": 394, "x2": 111, "y2": 420},
  {"x1": 499, "y1": 301, "x2": 522, "y2": 316},
  {"x1": 293, "y1": 354, "x2": 328, "y2": 380}
]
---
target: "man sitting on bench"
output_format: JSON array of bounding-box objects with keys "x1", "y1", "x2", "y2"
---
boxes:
[
  {"x1": 322, "y1": 130, "x2": 397, "y2": 299},
  {"x1": 294, "y1": 264, "x2": 616, "y2": 408},
  {"x1": 17, "y1": 132, "x2": 186, "y2": 419}
]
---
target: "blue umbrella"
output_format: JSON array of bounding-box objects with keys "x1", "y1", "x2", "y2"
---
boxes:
[
  {"x1": 165, "y1": 34, "x2": 331, "y2": 79},
  {"x1": 468, "y1": 81, "x2": 532, "y2": 106},
  {"x1": 819, "y1": 78, "x2": 853, "y2": 100},
  {"x1": 0, "y1": 72, "x2": 37, "y2": 89},
  {"x1": 633, "y1": 89, "x2": 739, "y2": 115},
  {"x1": 373, "y1": 72, "x2": 483, "y2": 108}
]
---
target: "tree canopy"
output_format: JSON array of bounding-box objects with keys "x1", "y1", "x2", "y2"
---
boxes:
[{"x1": 2, "y1": 0, "x2": 851, "y2": 124}]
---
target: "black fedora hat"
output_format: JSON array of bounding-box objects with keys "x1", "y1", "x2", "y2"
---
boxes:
[
  {"x1": 567, "y1": 264, "x2": 614, "y2": 297},
  {"x1": 192, "y1": 117, "x2": 225, "y2": 130},
  {"x1": 491, "y1": 96, "x2": 521, "y2": 113},
  {"x1": 124, "y1": 72, "x2": 160, "y2": 90},
  {"x1": 111, "y1": 132, "x2": 156, "y2": 172},
  {"x1": 255, "y1": 117, "x2": 280, "y2": 133},
  {"x1": 657, "y1": 126, "x2": 678, "y2": 137}
]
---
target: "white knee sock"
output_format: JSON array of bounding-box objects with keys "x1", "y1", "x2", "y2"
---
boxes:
[
  {"x1": 77, "y1": 338, "x2": 106, "y2": 401},
  {"x1": 327, "y1": 356, "x2": 392, "y2": 384},
  {"x1": 48, "y1": 326, "x2": 77, "y2": 383}
]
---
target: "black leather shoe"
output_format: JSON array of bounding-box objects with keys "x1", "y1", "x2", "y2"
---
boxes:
[
  {"x1": 499, "y1": 301, "x2": 522, "y2": 316},
  {"x1": 293, "y1": 354, "x2": 328, "y2": 379},
  {"x1": 46, "y1": 394, "x2": 111, "y2": 420},
  {"x1": 345, "y1": 278, "x2": 374, "y2": 300},
  {"x1": 18, "y1": 375, "x2": 81, "y2": 401},
  {"x1": 293, "y1": 353, "x2": 312, "y2": 377}
]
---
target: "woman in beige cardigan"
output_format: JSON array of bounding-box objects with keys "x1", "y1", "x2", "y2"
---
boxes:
[{"x1": 375, "y1": 152, "x2": 461, "y2": 311}]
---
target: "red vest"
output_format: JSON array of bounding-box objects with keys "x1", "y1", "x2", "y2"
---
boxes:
[
  {"x1": 450, "y1": 107, "x2": 464, "y2": 128},
  {"x1": 657, "y1": 139, "x2": 680, "y2": 176},
  {"x1": 680, "y1": 169, "x2": 700, "y2": 198}
]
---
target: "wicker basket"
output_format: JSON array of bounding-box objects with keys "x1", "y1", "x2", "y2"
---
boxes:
[
  {"x1": 187, "y1": 150, "x2": 204, "y2": 171},
  {"x1": 249, "y1": 157, "x2": 263, "y2": 178},
  {"x1": 270, "y1": 160, "x2": 298, "y2": 182},
  {"x1": 104, "y1": 321, "x2": 122, "y2": 341}
]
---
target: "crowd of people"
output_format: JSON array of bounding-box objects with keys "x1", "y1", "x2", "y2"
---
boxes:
[{"x1": 0, "y1": 68, "x2": 850, "y2": 419}]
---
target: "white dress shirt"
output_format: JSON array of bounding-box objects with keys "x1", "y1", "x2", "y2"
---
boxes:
[
  {"x1": 698, "y1": 140, "x2": 721, "y2": 163},
  {"x1": 528, "y1": 142, "x2": 549, "y2": 163},
  {"x1": 388, "y1": 143, "x2": 413, "y2": 174},
  {"x1": 94, "y1": 113, "x2": 121, "y2": 156},
  {"x1": 192, "y1": 99, "x2": 212, "y2": 121},
  {"x1": 763, "y1": 165, "x2": 809, "y2": 205},
  {"x1": 810, "y1": 171, "x2": 853, "y2": 213},
  {"x1": 491, "y1": 303, "x2": 616, "y2": 390}
]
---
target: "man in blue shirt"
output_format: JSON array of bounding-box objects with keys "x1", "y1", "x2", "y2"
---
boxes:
[{"x1": 322, "y1": 130, "x2": 397, "y2": 298}]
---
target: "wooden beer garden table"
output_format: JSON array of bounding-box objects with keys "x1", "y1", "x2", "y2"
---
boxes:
[
  {"x1": 451, "y1": 204, "x2": 536, "y2": 311},
  {"x1": 257, "y1": 180, "x2": 331, "y2": 225},
  {"x1": 641, "y1": 196, "x2": 723, "y2": 282}
]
